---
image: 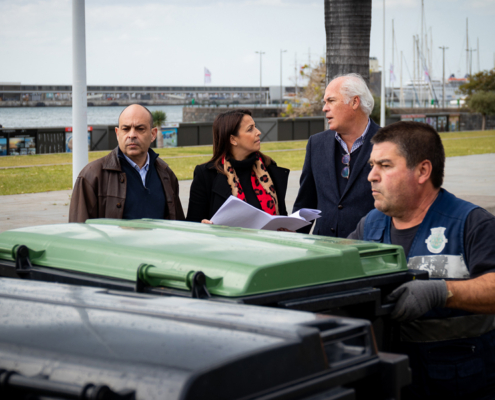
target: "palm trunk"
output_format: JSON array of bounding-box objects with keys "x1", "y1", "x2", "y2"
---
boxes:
[
  {"x1": 482, "y1": 114, "x2": 486, "y2": 131},
  {"x1": 325, "y1": 0, "x2": 372, "y2": 85}
]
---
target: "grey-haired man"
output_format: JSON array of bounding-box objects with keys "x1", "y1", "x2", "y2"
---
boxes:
[{"x1": 293, "y1": 73, "x2": 379, "y2": 238}]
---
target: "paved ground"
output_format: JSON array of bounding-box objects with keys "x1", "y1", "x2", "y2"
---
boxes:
[{"x1": 1, "y1": 153, "x2": 494, "y2": 233}]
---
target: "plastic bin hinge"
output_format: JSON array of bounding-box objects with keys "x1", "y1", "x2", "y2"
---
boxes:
[
  {"x1": 191, "y1": 271, "x2": 211, "y2": 299},
  {"x1": 14, "y1": 245, "x2": 32, "y2": 275},
  {"x1": 135, "y1": 263, "x2": 148, "y2": 293}
]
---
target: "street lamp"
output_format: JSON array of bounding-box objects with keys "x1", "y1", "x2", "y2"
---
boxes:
[
  {"x1": 439, "y1": 46, "x2": 449, "y2": 108},
  {"x1": 280, "y1": 50, "x2": 287, "y2": 107},
  {"x1": 255, "y1": 51, "x2": 265, "y2": 106}
]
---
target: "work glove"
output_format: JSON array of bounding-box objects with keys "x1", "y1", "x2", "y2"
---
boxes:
[{"x1": 386, "y1": 280, "x2": 448, "y2": 322}]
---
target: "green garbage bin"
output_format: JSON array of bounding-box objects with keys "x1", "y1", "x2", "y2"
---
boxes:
[{"x1": 0, "y1": 219, "x2": 427, "y2": 349}]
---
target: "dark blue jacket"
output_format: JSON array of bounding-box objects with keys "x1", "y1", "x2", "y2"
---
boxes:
[
  {"x1": 363, "y1": 190, "x2": 495, "y2": 399},
  {"x1": 363, "y1": 188, "x2": 477, "y2": 280},
  {"x1": 293, "y1": 119, "x2": 379, "y2": 238}
]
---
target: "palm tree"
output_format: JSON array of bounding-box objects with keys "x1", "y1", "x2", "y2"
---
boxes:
[
  {"x1": 151, "y1": 110, "x2": 167, "y2": 148},
  {"x1": 325, "y1": 0, "x2": 372, "y2": 84}
]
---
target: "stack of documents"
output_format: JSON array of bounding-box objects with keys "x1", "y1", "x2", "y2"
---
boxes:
[{"x1": 210, "y1": 196, "x2": 321, "y2": 231}]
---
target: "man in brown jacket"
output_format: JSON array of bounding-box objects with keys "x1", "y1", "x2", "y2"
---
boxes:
[{"x1": 69, "y1": 104, "x2": 185, "y2": 223}]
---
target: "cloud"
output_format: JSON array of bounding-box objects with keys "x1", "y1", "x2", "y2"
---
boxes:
[{"x1": 469, "y1": 0, "x2": 495, "y2": 13}]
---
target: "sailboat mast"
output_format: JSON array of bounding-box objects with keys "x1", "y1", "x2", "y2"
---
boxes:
[
  {"x1": 413, "y1": 36, "x2": 416, "y2": 84},
  {"x1": 430, "y1": 28, "x2": 433, "y2": 80},
  {"x1": 400, "y1": 51, "x2": 404, "y2": 107},
  {"x1": 421, "y1": 0, "x2": 424, "y2": 76},
  {"x1": 417, "y1": 37, "x2": 422, "y2": 106}
]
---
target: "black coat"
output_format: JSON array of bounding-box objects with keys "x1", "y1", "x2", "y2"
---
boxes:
[
  {"x1": 186, "y1": 159, "x2": 290, "y2": 222},
  {"x1": 292, "y1": 119, "x2": 380, "y2": 238}
]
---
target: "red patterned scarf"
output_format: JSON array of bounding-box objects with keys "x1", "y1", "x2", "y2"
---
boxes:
[{"x1": 223, "y1": 153, "x2": 279, "y2": 215}]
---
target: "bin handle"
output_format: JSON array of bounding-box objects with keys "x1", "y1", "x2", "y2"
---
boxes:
[{"x1": 136, "y1": 264, "x2": 211, "y2": 299}]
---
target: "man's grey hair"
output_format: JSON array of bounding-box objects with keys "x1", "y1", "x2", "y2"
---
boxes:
[{"x1": 331, "y1": 73, "x2": 374, "y2": 116}]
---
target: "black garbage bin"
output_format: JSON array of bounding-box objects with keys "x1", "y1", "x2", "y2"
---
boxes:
[{"x1": 0, "y1": 278, "x2": 410, "y2": 399}]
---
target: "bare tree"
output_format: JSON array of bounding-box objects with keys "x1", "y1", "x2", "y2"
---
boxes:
[{"x1": 283, "y1": 59, "x2": 326, "y2": 117}]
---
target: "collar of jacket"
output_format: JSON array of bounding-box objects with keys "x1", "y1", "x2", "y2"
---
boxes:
[
  {"x1": 104, "y1": 147, "x2": 164, "y2": 171},
  {"x1": 205, "y1": 152, "x2": 275, "y2": 171}
]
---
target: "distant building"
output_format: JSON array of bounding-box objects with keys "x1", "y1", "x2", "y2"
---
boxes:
[{"x1": 369, "y1": 57, "x2": 380, "y2": 73}]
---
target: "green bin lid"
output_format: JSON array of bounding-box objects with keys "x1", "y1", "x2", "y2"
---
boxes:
[{"x1": 0, "y1": 219, "x2": 407, "y2": 297}]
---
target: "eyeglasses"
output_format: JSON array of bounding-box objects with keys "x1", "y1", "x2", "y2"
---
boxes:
[{"x1": 341, "y1": 154, "x2": 350, "y2": 179}]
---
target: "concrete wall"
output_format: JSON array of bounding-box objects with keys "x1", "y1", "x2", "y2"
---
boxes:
[
  {"x1": 389, "y1": 108, "x2": 495, "y2": 131},
  {"x1": 177, "y1": 117, "x2": 325, "y2": 147},
  {"x1": 182, "y1": 107, "x2": 282, "y2": 123}
]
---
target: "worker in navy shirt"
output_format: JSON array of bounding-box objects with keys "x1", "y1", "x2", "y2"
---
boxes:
[{"x1": 348, "y1": 121, "x2": 495, "y2": 399}]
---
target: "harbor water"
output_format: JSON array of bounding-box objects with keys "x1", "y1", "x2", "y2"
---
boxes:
[{"x1": 0, "y1": 105, "x2": 184, "y2": 128}]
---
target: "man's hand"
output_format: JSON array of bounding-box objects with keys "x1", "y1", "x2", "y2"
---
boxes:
[{"x1": 386, "y1": 280, "x2": 448, "y2": 322}]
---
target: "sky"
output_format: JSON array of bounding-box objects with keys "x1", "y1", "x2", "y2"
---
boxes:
[{"x1": 1, "y1": 0, "x2": 494, "y2": 87}]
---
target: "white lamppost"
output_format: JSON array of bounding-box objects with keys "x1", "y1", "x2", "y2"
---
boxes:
[
  {"x1": 255, "y1": 51, "x2": 265, "y2": 106},
  {"x1": 280, "y1": 49, "x2": 287, "y2": 107},
  {"x1": 72, "y1": 0, "x2": 88, "y2": 186},
  {"x1": 439, "y1": 46, "x2": 449, "y2": 108}
]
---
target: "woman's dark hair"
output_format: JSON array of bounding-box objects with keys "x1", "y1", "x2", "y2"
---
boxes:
[
  {"x1": 371, "y1": 121, "x2": 445, "y2": 188},
  {"x1": 209, "y1": 109, "x2": 270, "y2": 175}
]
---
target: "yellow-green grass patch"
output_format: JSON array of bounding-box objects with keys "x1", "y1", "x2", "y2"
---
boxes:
[
  {"x1": 1, "y1": 132, "x2": 494, "y2": 195},
  {"x1": 0, "y1": 165, "x2": 72, "y2": 195}
]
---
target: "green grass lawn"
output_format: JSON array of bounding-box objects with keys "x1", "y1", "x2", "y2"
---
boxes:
[{"x1": 0, "y1": 132, "x2": 493, "y2": 196}]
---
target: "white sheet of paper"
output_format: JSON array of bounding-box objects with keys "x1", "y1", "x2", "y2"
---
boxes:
[
  {"x1": 261, "y1": 216, "x2": 311, "y2": 231},
  {"x1": 210, "y1": 196, "x2": 272, "y2": 229},
  {"x1": 210, "y1": 196, "x2": 321, "y2": 231}
]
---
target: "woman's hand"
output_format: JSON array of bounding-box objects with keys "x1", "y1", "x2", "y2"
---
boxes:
[{"x1": 201, "y1": 219, "x2": 213, "y2": 224}]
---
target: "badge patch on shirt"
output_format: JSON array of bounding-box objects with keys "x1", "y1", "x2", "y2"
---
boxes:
[{"x1": 425, "y1": 227, "x2": 448, "y2": 254}]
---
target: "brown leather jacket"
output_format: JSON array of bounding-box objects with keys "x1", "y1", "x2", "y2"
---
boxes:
[{"x1": 69, "y1": 147, "x2": 185, "y2": 223}]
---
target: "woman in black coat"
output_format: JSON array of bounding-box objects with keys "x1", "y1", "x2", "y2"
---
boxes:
[{"x1": 186, "y1": 109, "x2": 289, "y2": 224}]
